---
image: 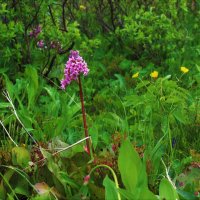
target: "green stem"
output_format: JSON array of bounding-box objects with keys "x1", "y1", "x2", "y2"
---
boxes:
[
  {"x1": 167, "y1": 118, "x2": 173, "y2": 158},
  {"x1": 89, "y1": 164, "x2": 121, "y2": 200}
]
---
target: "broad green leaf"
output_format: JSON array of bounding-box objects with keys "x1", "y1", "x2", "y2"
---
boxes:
[
  {"x1": 173, "y1": 109, "x2": 187, "y2": 124},
  {"x1": 12, "y1": 147, "x2": 31, "y2": 168},
  {"x1": 118, "y1": 188, "x2": 135, "y2": 200},
  {"x1": 159, "y1": 178, "x2": 179, "y2": 200},
  {"x1": 137, "y1": 163, "x2": 148, "y2": 188},
  {"x1": 14, "y1": 186, "x2": 29, "y2": 196},
  {"x1": 25, "y1": 66, "x2": 38, "y2": 109},
  {"x1": 118, "y1": 139, "x2": 142, "y2": 192},
  {"x1": 177, "y1": 189, "x2": 198, "y2": 200},
  {"x1": 138, "y1": 188, "x2": 157, "y2": 200},
  {"x1": 103, "y1": 176, "x2": 119, "y2": 200}
]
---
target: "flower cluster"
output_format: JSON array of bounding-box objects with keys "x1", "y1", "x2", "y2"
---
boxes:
[
  {"x1": 132, "y1": 70, "x2": 159, "y2": 79},
  {"x1": 37, "y1": 40, "x2": 44, "y2": 48},
  {"x1": 61, "y1": 50, "x2": 89, "y2": 89},
  {"x1": 132, "y1": 66, "x2": 190, "y2": 80},
  {"x1": 29, "y1": 25, "x2": 41, "y2": 38},
  {"x1": 50, "y1": 41, "x2": 62, "y2": 50}
]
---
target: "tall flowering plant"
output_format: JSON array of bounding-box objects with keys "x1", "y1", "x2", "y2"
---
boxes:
[{"x1": 61, "y1": 50, "x2": 91, "y2": 154}]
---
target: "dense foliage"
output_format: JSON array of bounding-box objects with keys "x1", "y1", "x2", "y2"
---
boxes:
[{"x1": 0, "y1": 0, "x2": 200, "y2": 199}]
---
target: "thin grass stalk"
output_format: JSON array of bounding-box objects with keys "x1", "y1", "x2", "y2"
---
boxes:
[{"x1": 0, "y1": 120, "x2": 18, "y2": 147}]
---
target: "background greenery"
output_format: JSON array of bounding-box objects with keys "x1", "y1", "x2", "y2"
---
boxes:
[{"x1": 0, "y1": 0, "x2": 199, "y2": 199}]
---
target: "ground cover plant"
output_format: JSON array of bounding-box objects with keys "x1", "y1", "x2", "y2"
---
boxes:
[{"x1": 0, "y1": 0, "x2": 200, "y2": 199}]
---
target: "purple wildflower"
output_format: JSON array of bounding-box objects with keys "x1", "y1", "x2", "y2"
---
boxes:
[
  {"x1": 50, "y1": 41, "x2": 56, "y2": 49},
  {"x1": 29, "y1": 25, "x2": 41, "y2": 38},
  {"x1": 172, "y1": 138, "x2": 176, "y2": 148},
  {"x1": 61, "y1": 50, "x2": 89, "y2": 89},
  {"x1": 37, "y1": 40, "x2": 44, "y2": 48}
]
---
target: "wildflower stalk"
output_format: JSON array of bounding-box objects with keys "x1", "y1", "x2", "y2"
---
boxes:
[
  {"x1": 61, "y1": 50, "x2": 91, "y2": 154},
  {"x1": 78, "y1": 75, "x2": 90, "y2": 155}
]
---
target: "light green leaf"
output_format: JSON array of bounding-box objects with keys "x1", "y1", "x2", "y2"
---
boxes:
[
  {"x1": 159, "y1": 178, "x2": 179, "y2": 200},
  {"x1": 25, "y1": 66, "x2": 38, "y2": 109},
  {"x1": 103, "y1": 176, "x2": 118, "y2": 200},
  {"x1": 138, "y1": 188, "x2": 157, "y2": 200},
  {"x1": 12, "y1": 147, "x2": 31, "y2": 168},
  {"x1": 118, "y1": 188, "x2": 134, "y2": 200},
  {"x1": 173, "y1": 109, "x2": 188, "y2": 124},
  {"x1": 118, "y1": 139, "x2": 142, "y2": 192}
]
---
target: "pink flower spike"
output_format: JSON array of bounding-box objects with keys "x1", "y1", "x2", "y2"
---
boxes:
[
  {"x1": 60, "y1": 50, "x2": 89, "y2": 89},
  {"x1": 83, "y1": 175, "x2": 90, "y2": 185}
]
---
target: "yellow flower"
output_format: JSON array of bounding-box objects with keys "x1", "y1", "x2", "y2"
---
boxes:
[
  {"x1": 180, "y1": 66, "x2": 189, "y2": 74},
  {"x1": 132, "y1": 72, "x2": 139, "y2": 78},
  {"x1": 79, "y1": 5, "x2": 86, "y2": 10},
  {"x1": 150, "y1": 71, "x2": 158, "y2": 78}
]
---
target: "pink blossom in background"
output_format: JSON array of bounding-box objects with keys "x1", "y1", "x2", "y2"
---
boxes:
[
  {"x1": 37, "y1": 40, "x2": 44, "y2": 48},
  {"x1": 29, "y1": 25, "x2": 42, "y2": 38},
  {"x1": 83, "y1": 175, "x2": 90, "y2": 185}
]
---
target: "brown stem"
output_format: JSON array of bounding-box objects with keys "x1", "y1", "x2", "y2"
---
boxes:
[
  {"x1": 48, "y1": 5, "x2": 56, "y2": 26},
  {"x1": 78, "y1": 76, "x2": 90, "y2": 155},
  {"x1": 62, "y1": 0, "x2": 68, "y2": 32}
]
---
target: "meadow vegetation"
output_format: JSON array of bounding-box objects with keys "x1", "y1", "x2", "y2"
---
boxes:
[{"x1": 0, "y1": 1, "x2": 200, "y2": 199}]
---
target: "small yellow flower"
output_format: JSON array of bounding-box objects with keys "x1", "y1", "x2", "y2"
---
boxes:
[
  {"x1": 79, "y1": 5, "x2": 86, "y2": 10},
  {"x1": 180, "y1": 66, "x2": 189, "y2": 74},
  {"x1": 132, "y1": 72, "x2": 139, "y2": 78},
  {"x1": 150, "y1": 71, "x2": 158, "y2": 78}
]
